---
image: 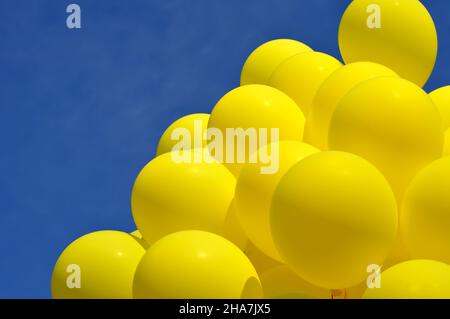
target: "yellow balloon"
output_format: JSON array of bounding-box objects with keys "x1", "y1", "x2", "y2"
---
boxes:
[
  {"x1": 260, "y1": 265, "x2": 330, "y2": 299},
  {"x1": 240, "y1": 39, "x2": 313, "y2": 86},
  {"x1": 445, "y1": 129, "x2": 450, "y2": 156},
  {"x1": 156, "y1": 113, "x2": 210, "y2": 156},
  {"x1": 243, "y1": 242, "x2": 281, "y2": 275},
  {"x1": 432, "y1": 87, "x2": 450, "y2": 156},
  {"x1": 306, "y1": 62, "x2": 398, "y2": 149},
  {"x1": 338, "y1": 0, "x2": 437, "y2": 87},
  {"x1": 268, "y1": 52, "x2": 342, "y2": 115},
  {"x1": 271, "y1": 151, "x2": 398, "y2": 289},
  {"x1": 346, "y1": 281, "x2": 370, "y2": 299},
  {"x1": 430, "y1": 85, "x2": 450, "y2": 157},
  {"x1": 51, "y1": 231, "x2": 145, "y2": 299},
  {"x1": 262, "y1": 280, "x2": 367, "y2": 299},
  {"x1": 401, "y1": 157, "x2": 450, "y2": 264},
  {"x1": 207, "y1": 85, "x2": 305, "y2": 177},
  {"x1": 130, "y1": 230, "x2": 150, "y2": 249},
  {"x1": 131, "y1": 230, "x2": 143, "y2": 238},
  {"x1": 363, "y1": 260, "x2": 450, "y2": 299},
  {"x1": 329, "y1": 77, "x2": 444, "y2": 199},
  {"x1": 270, "y1": 293, "x2": 314, "y2": 299},
  {"x1": 133, "y1": 230, "x2": 262, "y2": 299},
  {"x1": 222, "y1": 199, "x2": 248, "y2": 249},
  {"x1": 131, "y1": 150, "x2": 242, "y2": 247},
  {"x1": 430, "y1": 86, "x2": 450, "y2": 130},
  {"x1": 235, "y1": 141, "x2": 319, "y2": 261},
  {"x1": 382, "y1": 235, "x2": 410, "y2": 270},
  {"x1": 260, "y1": 265, "x2": 370, "y2": 299}
]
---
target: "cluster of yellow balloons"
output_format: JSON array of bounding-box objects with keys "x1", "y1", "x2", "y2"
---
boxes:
[{"x1": 52, "y1": 0, "x2": 450, "y2": 299}]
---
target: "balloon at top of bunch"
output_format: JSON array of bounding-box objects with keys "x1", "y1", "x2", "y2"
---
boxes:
[
  {"x1": 240, "y1": 39, "x2": 313, "y2": 86},
  {"x1": 306, "y1": 61, "x2": 399, "y2": 150},
  {"x1": 156, "y1": 113, "x2": 210, "y2": 156},
  {"x1": 268, "y1": 52, "x2": 343, "y2": 116},
  {"x1": 338, "y1": 0, "x2": 438, "y2": 87}
]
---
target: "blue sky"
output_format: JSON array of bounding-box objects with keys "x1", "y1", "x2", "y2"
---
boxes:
[{"x1": 0, "y1": 0, "x2": 448, "y2": 298}]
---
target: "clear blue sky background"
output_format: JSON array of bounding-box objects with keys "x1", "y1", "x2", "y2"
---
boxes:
[{"x1": 0, "y1": 0, "x2": 448, "y2": 298}]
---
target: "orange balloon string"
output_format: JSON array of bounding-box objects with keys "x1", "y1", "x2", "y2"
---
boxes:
[{"x1": 331, "y1": 289, "x2": 348, "y2": 299}]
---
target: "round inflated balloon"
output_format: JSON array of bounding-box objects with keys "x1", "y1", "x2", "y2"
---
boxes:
[
  {"x1": 207, "y1": 85, "x2": 305, "y2": 177},
  {"x1": 260, "y1": 265, "x2": 330, "y2": 299},
  {"x1": 445, "y1": 129, "x2": 450, "y2": 156},
  {"x1": 51, "y1": 231, "x2": 145, "y2": 299},
  {"x1": 133, "y1": 230, "x2": 262, "y2": 299},
  {"x1": 243, "y1": 242, "x2": 281, "y2": 275},
  {"x1": 430, "y1": 86, "x2": 450, "y2": 130},
  {"x1": 156, "y1": 113, "x2": 210, "y2": 156},
  {"x1": 382, "y1": 235, "x2": 410, "y2": 270},
  {"x1": 338, "y1": 0, "x2": 437, "y2": 87},
  {"x1": 401, "y1": 157, "x2": 450, "y2": 263},
  {"x1": 306, "y1": 62, "x2": 398, "y2": 149},
  {"x1": 235, "y1": 141, "x2": 319, "y2": 261},
  {"x1": 434, "y1": 87, "x2": 450, "y2": 156},
  {"x1": 130, "y1": 230, "x2": 150, "y2": 249},
  {"x1": 131, "y1": 150, "x2": 239, "y2": 246},
  {"x1": 271, "y1": 151, "x2": 398, "y2": 289},
  {"x1": 240, "y1": 39, "x2": 313, "y2": 86},
  {"x1": 363, "y1": 260, "x2": 450, "y2": 299},
  {"x1": 222, "y1": 199, "x2": 248, "y2": 249},
  {"x1": 329, "y1": 77, "x2": 443, "y2": 199},
  {"x1": 268, "y1": 52, "x2": 342, "y2": 115}
]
